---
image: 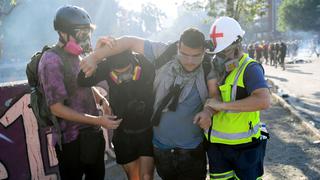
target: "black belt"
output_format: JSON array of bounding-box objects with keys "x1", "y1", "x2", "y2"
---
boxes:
[
  {"x1": 118, "y1": 126, "x2": 151, "y2": 134},
  {"x1": 154, "y1": 143, "x2": 204, "y2": 154}
]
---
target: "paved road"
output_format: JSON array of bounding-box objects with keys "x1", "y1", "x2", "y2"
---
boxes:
[
  {"x1": 263, "y1": 55, "x2": 320, "y2": 128},
  {"x1": 104, "y1": 102, "x2": 320, "y2": 180},
  {"x1": 102, "y1": 54, "x2": 320, "y2": 179},
  {"x1": 262, "y1": 103, "x2": 320, "y2": 180}
]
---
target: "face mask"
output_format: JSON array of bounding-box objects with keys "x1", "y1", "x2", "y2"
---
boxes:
[{"x1": 64, "y1": 38, "x2": 83, "y2": 56}]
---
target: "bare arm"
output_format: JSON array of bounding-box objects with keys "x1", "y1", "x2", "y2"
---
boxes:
[
  {"x1": 193, "y1": 78, "x2": 219, "y2": 130},
  {"x1": 207, "y1": 79, "x2": 220, "y2": 101},
  {"x1": 204, "y1": 78, "x2": 220, "y2": 114},
  {"x1": 80, "y1": 36, "x2": 145, "y2": 77},
  {"x1": 206, "y1": 88, "x2": 271, "y2": 112},
  {"x1": 92, "y1": 36, "x2": 146, "y2": 61},
  {"x1": 50, "y1": 102, "x2": 121, "y2": 129}
]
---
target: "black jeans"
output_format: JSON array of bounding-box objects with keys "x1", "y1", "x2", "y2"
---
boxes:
[
  {"x1": 153, "y1": 143, "x2": 207, "y2": 180},
  {"x1": 55, "y1": 129, "x2": 105, "y2": 180}
]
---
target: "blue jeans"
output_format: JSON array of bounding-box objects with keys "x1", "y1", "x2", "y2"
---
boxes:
[{"x1": 153, "y1": 143, "x2": 207, "y2": 180}]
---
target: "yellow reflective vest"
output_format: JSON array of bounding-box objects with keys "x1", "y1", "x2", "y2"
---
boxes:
[{"x1": 205, "y1": 53, "x2": 261, "y2": 145}]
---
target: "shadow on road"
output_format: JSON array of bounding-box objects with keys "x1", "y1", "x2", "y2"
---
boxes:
[
  {"x1": 312, "y1": 92, "x2": 320, "y2": 99},
  {"x1": 285, "y1": 68, "x2": 313, "y2": 75},
  {"x1": 261, "y1": 105, "x2": 320, "y2": 179},
  {"x1": 265, "y1": 75, "x2": 288, "y2": 82}
]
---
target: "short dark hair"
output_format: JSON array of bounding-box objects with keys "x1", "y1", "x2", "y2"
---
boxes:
[
  {"x1": 179, "y1": 28, "x2": 205, "y2": 49},
  {"x1": 106, "y1": 50, "x2": 133, "y2": 69}
]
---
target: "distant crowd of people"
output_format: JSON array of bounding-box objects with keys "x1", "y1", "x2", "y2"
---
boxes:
[
  {"x1": 244, "y1": 41, "x2": 288, "y2": 70},
  {"x1": 243, "y1": 38, "x2": 319, "y2": 71}
]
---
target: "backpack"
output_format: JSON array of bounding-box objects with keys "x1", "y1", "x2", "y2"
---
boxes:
[{"x1": 26, "y1": 45, "x2": 71, "y2": 149}]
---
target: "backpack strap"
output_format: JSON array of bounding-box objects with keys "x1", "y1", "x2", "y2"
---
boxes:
[
  {"x1": 151, "y1": 83, "x2": 180, "y2": 126},
  {"x1": 154, "y1": 41, "x2": 178, "y2": 69},
  {"x1": 43, "y1": 46, "x2": 73, "y2": 150},
  {"x1": 202, "y1": 54, "x2": 213, "y2": 88},
  {"x1": 29, "y1": 45, "x2": 52, "y2": 88},
  {"x1": 50, "y1": 46, "x2": 74, "y2": 96}
]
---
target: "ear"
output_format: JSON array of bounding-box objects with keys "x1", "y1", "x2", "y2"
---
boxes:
[
  {"x1": 234, "y1": 47, "x2": 239, "y2": 57},
  {"x1": 59, "y1": 31, "x2": 71, "y2": 42},
  {"x1": 234, "y1": 44, "x2": 243, "y2": 58},
  {"x1": 59, "y1": 31, "x2": 66, "y2": 38}
]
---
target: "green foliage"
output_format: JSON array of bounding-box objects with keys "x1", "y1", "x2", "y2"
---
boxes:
[
  {"x1": 278, "y1": 0, "x2": 320, "y2": 32},
  {"x1": 10, "y1": 0, "x2": 16, "y2": 5},
  {"x1": 183, "y1": 0, "x2": 267, "y2": 24}
]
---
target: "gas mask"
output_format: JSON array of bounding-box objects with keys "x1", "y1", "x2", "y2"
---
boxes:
[
  {"x1": 213, "y1": 43, "x2": 241, "y2": 72},
  {"x1": 213, "y1": 55, "x2": 239, "y2": 73},
  {"x1": 110, "y1": 64, "x2": 142, "y2": 84},
  {"x1": 63, "y1": 28, "x2": 92, "y2": 56},
  {"x1": 213, "y1": 44, "x2": 241, "y2": 81},
  {"x1": 74, "y1": 28, "x2": 92, "y2": 54}
]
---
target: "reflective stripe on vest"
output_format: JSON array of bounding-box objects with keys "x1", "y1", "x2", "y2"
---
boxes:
[
  {"x1": 206, "y1": 53, "x2": 261, "y2": 145},
  {"x1": 210, "y1": 122, "x2": 259, "y2": 140},
  {"x1": 225, "y1": 56, "x2": 250, "y2": 113}
]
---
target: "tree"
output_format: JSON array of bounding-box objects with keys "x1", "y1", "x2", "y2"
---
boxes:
[
  {"x1": 183, "y1": 0, "x2": 267, "y2": 24},
  {"x1": 115, "y1": 2, "x2": 166, "y2": 37},
  {"x1": 116, "y1": 7, "x2": 144, "y2": 36},
  {"x1": 278, "y1": 0, "x2": 320, "y2": 32},
  {"x1": 0, "y1": 0, "x2": 17, "y2": 16},
  {"x1": 140, "y1": 3, "x2": 166, "y2": 36},
  {"x1": 0, "y1": 0, "x2": 17, "y2": 60}
]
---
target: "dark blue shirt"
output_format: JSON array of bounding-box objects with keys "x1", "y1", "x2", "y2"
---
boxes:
[{"x1": 243, "y1": 62, "x2": 268, "y2": 95}]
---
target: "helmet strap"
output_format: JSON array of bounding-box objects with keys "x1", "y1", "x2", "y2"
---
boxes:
[{"x1": 58, "y1": 32, "x2": 68, "y2": 48}]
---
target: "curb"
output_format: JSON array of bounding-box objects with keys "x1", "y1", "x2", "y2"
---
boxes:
[{"x1": 271, "y1": 92, "x2": 320, "y2": 139}]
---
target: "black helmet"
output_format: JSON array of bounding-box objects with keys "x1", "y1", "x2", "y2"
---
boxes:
[
  {"x1": 107, "y1": 50, "x2": 133, "y2": 69},
  {"x1": 54, "y1": 5, "x2": 94, "y2": 35}
]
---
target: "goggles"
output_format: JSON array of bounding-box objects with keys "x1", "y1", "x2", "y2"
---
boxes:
[
  {"x1": 74, "y1": 28, "x2": 92, "y2": 42},
  {"x1": 177, "y1": 51, "x2": 204, "y2": 65}
]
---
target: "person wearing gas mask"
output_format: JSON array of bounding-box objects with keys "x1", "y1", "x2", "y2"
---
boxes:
[
  {"x1": 200, "y1": 16, "x2": 271, "y2": 180},
  {"x1": 79, "y1": 28, "x2": 219, "y2": 180},
  {"x1": 37, "y1": 6, "x2": 121, "y2": 180},
  {"x1": 77, "y1": 50, "x2": 156, "y2": 180}
]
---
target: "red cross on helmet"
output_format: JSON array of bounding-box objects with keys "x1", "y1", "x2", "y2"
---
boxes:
[{"x1": 209, "y1": 16, "x2": 245, "y2": 53}]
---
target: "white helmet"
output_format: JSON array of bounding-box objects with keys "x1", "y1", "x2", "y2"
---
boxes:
[{"x1": 209, "y1": 16, "x2": 245, "y2": 53}]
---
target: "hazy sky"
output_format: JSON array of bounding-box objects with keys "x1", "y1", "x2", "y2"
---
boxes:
[{"x1": 118, "y1": 0, "x2": 199, "y2": 18}]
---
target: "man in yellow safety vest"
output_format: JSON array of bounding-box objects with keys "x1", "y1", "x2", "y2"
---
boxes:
[{"x1": 198, "y1": 16, "x2": 271, "y2": 180}]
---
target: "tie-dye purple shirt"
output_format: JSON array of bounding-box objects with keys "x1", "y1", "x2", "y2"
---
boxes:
[{"x1": 38, "y1": 50, "x2": 99, "y2": 144}]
